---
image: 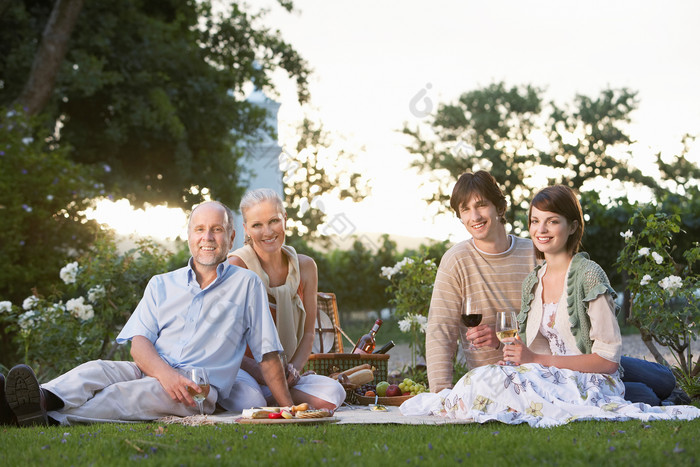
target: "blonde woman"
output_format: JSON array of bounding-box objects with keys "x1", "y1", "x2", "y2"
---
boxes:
[{"x1": 219, "y1": 189, "x2": 345, "y2": 411}]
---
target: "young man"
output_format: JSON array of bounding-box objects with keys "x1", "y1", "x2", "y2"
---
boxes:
[
  {"x1": 426, "y1": 171, "x2": 537, "y2": 393},
  {"x1": 425, "y1": 171, "x2": 677, "y2": 406},
  {"x1": 2, "y1": 201, "x2": 293, "y2": 426}
]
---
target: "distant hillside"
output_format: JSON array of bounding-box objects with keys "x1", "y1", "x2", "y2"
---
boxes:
[{"x1": 317, "y1": 232, "x2": 452, "y2": 253}]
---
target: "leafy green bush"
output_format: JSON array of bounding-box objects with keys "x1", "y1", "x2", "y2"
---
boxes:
[
  {"x1": 381, "y1": 255, "x2": 437, "y2": 320},
  {"x1": 0, "y1": 106, "x2": 103, "y2": 364},
  {"x1": 0, "y1": 233, "x2": 174, "y2": 381},
  {"x1": 617, "y1": 210, "x2": 699, "y2": 384},
  {"x1": 381, "y1": 255, "x2": 438, "y2": 367},
  {"x1": 0, "y1": 107, "x2": 100, "y2": 303}
]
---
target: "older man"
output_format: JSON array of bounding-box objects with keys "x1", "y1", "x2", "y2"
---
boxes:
[{"x1": 3, "y1": 201, "x2": 292, "y2": 426}]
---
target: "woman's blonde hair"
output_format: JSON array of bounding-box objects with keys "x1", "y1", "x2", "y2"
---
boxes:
[{"x1": 239, "y1": 188, "x2": 286, "y2": 245}]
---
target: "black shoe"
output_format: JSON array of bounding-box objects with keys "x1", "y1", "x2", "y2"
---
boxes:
[
  {"x1": 663, "y1": 386, "x2": 692, "y2": 406},
  {"x1": 0, "y1": 374, "x2": 18, "y2": 426},
  {"x1": 5, "y1": 365, "x2": 48, "y2": 427}
]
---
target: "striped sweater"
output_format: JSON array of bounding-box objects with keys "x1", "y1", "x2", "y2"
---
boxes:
[{"x1": 425, "y1": 235, "x2": 537, "y2": 392}]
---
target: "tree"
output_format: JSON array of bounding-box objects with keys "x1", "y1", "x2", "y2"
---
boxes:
[
  {"x1": 0, "y1": 0, "x2": 310, "y2": 209},
  {"x1": 542, "y1": 88, "x2": 659, "y2": 191},
  {"x1": 404, "y1": 82, "x2": 542, "y2": 230},
  {"x1": 0, "y1": 108, "x2": 100, "y2": 304},
  {"x1": 0, "y1": 107, "x2": 100, "y2": 364},
  {"x1": 284, "y1": 117, "x2": 370, "y2": 246},
  {"x1": 404, "y1": 83, "x2": 662, "y2": 233},
  {"x1": 14, "y1": 0, "x2": 85, "y2": 116}
]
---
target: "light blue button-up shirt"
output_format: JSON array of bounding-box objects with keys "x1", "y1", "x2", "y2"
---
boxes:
[{"x1": 117, "y1": 260, "x2": 282, "y2": 399}]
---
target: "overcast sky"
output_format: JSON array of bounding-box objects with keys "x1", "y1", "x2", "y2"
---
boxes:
[
  {"x1": 94, "y1": 1, "x2": 700, "y2": 244},
  {"x1": 262, "y1": 0, "x2": 700, "y2": 243}
]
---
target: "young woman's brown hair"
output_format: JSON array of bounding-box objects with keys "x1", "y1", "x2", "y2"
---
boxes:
[{"x1": 528, "y1": 185, "x2": 584, "y2": 260}]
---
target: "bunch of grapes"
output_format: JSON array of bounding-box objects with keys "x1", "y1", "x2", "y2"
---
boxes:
[
  {"x1": 398, "y1": 378, "x2": 428, "y2": 395},
  {"x1": 355, "y1": 383, "x2": 376, "y2": 396}
]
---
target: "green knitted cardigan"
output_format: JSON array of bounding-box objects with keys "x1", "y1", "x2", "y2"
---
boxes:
[{"x1": 517, "y1": 252, "x2": 619, "y2": 354}]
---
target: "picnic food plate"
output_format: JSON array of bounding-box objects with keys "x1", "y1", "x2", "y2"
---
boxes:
[
  {"x1": 236, "y1": 416, "x2": 338, "y2": 425},
  {"x1": 355, "y1": 394, "x2": 414, "y2": 406}
]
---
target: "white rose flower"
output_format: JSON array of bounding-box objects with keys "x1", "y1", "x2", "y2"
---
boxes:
[
  {"x1": 640, "y1": 274, "x2": 652, "y2": 286},
  {"x1": 380, "y1": 266, "x2": 397, "y2": 280},
  {"x1": 87, "y1": 285, "x2": 106, "y2": 303},
  {"x1": 66, "y1": 297, "x2": 95, "y2": 321},
  {"x1": 18, "y1": 310, "x2": 37, "y2": 330},
  {"x1": 658, "y1": 275, "x2": 683, "y2": 295},
  {"x1": 651, "y1": 252, "x2": 663, "y2": 265},
  {"x1": 60, "y1": 261, "x2": 79, "y2": 284},
  {"x1": 22, "y1": 295, "x2": 39, "y2": 310},
  {"x1": 0, "y1": 301, "x2": 13, "y2": 313},
  {"x1": 22, "y1": 137, "x2": 34, "y2": 145},
  {"x1": 79, "y1": 306, "x2": 95, "y2": 321},
  {"x1": 398, "y1": 317, "x2": 412, "y2": 333},
  {"x1": 638, "y1": 248, "x2": 650, "y2": 256},
  {"x1": 620, "y1": 230, "x2": 633, "y2": 239},
  {"x1": 415, "y1": 314, "x2": 428, "y2": 333}
]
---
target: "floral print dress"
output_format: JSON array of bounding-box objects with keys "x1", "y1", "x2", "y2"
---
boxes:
[{"x1": 401, "y1": 303, "x2": 700, "y2": 427}]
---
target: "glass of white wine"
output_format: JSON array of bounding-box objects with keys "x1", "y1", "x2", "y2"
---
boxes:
[
  {"x1": 496, "y1": 311, "x2": 518, "y2": 366},
  {"x1": 186, "y1": 367, "x2": 210, "y2": 415}
]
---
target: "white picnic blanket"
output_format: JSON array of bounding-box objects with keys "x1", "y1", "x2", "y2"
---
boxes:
[{"x1": 158, "y1": 405, "x2": 474, "y2": 425}]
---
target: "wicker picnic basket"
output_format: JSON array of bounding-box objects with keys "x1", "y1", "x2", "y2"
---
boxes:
[
  {"x1": 304, "y1": 353, "x2": 390, "y2": 404},
  {"x1": 304, "y1": 353, "x2": 389, "y2": 382}
]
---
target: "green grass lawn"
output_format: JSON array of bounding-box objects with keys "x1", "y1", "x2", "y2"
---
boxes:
[{"x1": 2, "y1": 419, "x2": 699, "y2": 466}]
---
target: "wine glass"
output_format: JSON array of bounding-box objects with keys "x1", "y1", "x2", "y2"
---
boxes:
[
  {"x1": 460, "y1": 297, "x2": 482, "y2": 351},
  {"x1": 186, "y1": 367, "x2": 210, "y2": 415},
  {"x1": 496, "y1": 311, "x2": 519, "y2": 366}
]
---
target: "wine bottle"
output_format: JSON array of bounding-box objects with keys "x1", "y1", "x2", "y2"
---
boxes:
[
  {"x1": 352, "y1": 319, "x2": 383, "y2": 354},
  {"x1": 373, "y1": 340, "x2": 395, "y2": 354}
]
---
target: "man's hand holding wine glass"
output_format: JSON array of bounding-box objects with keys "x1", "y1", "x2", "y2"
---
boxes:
[{"x1": 157, "y1": 367, "x2": 202, "y2": 407}]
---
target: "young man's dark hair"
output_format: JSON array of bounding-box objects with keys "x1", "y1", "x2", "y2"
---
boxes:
[{"x1": 449, "y1": 170, "x2": 507, "y2": 223}]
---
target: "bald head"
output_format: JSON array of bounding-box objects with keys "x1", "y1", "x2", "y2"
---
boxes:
[{"x1": 188, "y1": 201, "x2": 235, "y2": 236}]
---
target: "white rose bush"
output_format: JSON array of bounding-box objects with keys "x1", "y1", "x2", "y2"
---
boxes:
[
  {"x1": 617, "y1": 210, "x2": 699, "y2": 393},
  {"x1": 381, "y1": 255, "x2": 438, "y2": 373},
  {"x1": 0, "y1": 234, "x2": 177, "y2": 380},
  {"x1": 398, "y1": 313, "x2": 429, "y2": 371}
]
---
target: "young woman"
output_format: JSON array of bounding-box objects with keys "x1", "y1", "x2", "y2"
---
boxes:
[
  {"x1": 401, "y1": 185, "x2": 699, "y2": 427},
  {"x1": 219, "y1": 189, "x2": 345, "y2": 411}
]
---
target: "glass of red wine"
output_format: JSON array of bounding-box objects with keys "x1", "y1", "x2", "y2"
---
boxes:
[{"x1": 460, "y1": 297, "x2": 482, "y2": 350}]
